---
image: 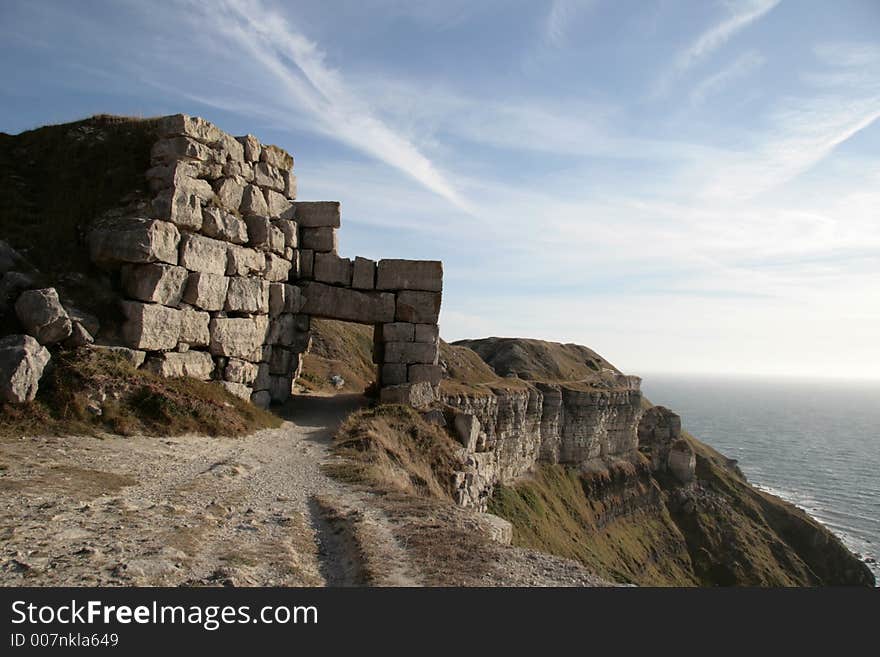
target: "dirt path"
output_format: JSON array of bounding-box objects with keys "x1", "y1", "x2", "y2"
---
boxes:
[{"x1": 0, "y1": 394, "x2": 419, "y2": 586}]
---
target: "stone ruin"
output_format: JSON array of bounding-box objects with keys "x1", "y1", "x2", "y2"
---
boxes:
[{"x1": 1, "y1": 114, "x2": 442, "y2": 407}]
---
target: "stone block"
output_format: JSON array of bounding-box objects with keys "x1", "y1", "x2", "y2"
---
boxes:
[
  {"x1": 454, "y1": 413, "x2": 480, "y2": 451},
  {"x1": 261, "y1": 144, "x2": 293, "y2": 170},
  {"x1": 223, "y1": 160, "x2": 254, "y2": 182},
  {"x1": 151, "y1": 135, "x2": 214, "y2": 163},
  {"x1": 245, "y1": 215, "x2": 285, "y2": 253},
  {"x1": 383, "y1": 341, "x2": 439, "y2": 364},
  {"x1": 219, "y1": 381, "x2": 251, "y2": 400},
  {"x1": 380, "y1": 322, "x2": 415, "y2": 342},
  {"x1": 313, "y1": 253, "x2": 352, "y2": 286},
  {"x1": 145, "y1": 160, "x2": 199, "y2": 193},
  {"x1": 352, "y1": 257, "x2": 376, "y2": 290},
  {"x1": 89, "y1": 219, "x2": 179, "y2": 267},
  {"x1": 240, "y1": 184, "x2": 269, "y2": 216},
  {"x1": 157, "y1": 114, "x2": 224, "y2": 144},
  {"x1": 254, "y1": 162, "x2": 285, "y2": 192},
  {"x1": 299, "y1": 249, "x2": 314, "y2": 279},
  {"x1": 414, "y1": 323, "x2": 439, "y2": 344},
  {"x1": 183, "y1": 272, "x2": 229, "y2": 311},
  {"x1": 236, "y1": 134, "x2": 261, "y2": 162},
  {"x1": 267, "y1": 314, "x2": 296, "y2": 346},
  {"x1": 253, "y1": 362, "x2": 271, "y2": 390},
  {"x1": 377, "y1": 259, "x2": 443, "y2": 292},
  {"x1": 64, "y1": 322, "x2": 94, "y2": 348},
  {"x1": 379, "y1": 381, "x2": 435, "y2": 408},
  {"x1": 269, "y1": 375, "x2": 293, "y2": 403},
  {"x1": 151, "y1": 185, "x2": 206, "y2": 231},
  {"x1": 293, "y1": 201, "x2": 341, "y2": 227},
  {"x1": 282, "y1": 170, "x2": 297, "y2": 199},
  {"x1": 144, "y1": 351, "x2": 214, "y2": 380},
  {"x1": 0, "y1": 334, "x2": 51, "y2": 403},
  {"x1": 208, "y1": 316, "x2": 268, "y2": 361},
  {"x1": 300, "y1": 282, "x2": 395, "y2": 324},
  {"x1": 224, "y1": 358, "x2": 259, "y2": 385},
  {"x1": 179, "y1": 233, "x2": 228, "y2": 275},
  {"x1": 201, "y1": 206, "x2": 248, "y2": 244},
  {"x1": 121, "y1": 263, "x2": 188, "y2": 305},
  {"x1": 265, "y1": 189, "x2": 295, "y2": 219},
  {"x1": 269, "y1": 283, "x2": 302, "y2": 316},
  {"x1": 225, "y1": 277, "x2": 270, "y2": 314},
  {"x1": 381, "y1": 363, "x2": 407, "y2": 386},
  {"x1": 408, "y1": 363, "x2": 442, "y2": 386},
  {"x1": 264, "y1": 253, "x2": 292, "y2": 282},
  {"x1": 179, "y1": 307, "x2": 211, "y2": 346},
  {"x1": 219, "y1": 132, "x2": 245, "y2": 162},
  {"x1": 213, "y1": 177, "x2": 245, "y2": 212},
  {"x1": 273, "y1": 219, "x2": 298, "y2": 248},
  {"x1": 300, "y1": 227, "x2": 337, "y2": 252},
  {"x1": 226, "y1": 245, "x2": 266, "y2": 277},
  {"x1": 121, "y1": 301, "x2": 181, "y2": 351},
  {"x1": 269, "y1": 347, "x2": 294, "y2": 375},
  {"x1": 14, "y1": 288, "x2": 72, "y2": 344},
  {"x1": 396, "y1": 291, "x2": 441, "y2": 323}
]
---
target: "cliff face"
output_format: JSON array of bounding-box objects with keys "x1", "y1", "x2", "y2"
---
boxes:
[{"x1": 441, "y1": 336, "x2": 875, "y2": 587}]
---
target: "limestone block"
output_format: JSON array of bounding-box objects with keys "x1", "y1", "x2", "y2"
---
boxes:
[
  {"x1": 157, "y1": 114, "x2": 224, "y2": 144},
  {"x1": 668, "y1": 440, "x2": 696, "y2": 484},
  {"x1": 121, "y1": 263, "x2": 188, "y2": 305},
  {"x1": 241, "y1": 184, "x2": 269, "y2": 216},
  {"x1": 264, "y1": 253, "x2": 292, "y2": 282},
  {"x1": 380, "y1": 322, "x2": 415, "y2": 342},
  {"x1": 414, "y1": 323, "x2": 439, "y2": 344},
  {"x1": 236, "y1": 135, "x2": 261, "y2": 162},
  {"x1": 89, "y1": 219, "x2": 180, "y2": 267},
  {"x1": 301, "y1": 227, "x2": 338, "y2": 253},
  {"x1": 274, "y1": 219, "x2": 298, "y2": 249},
  {"x1": 396, "y1": 291, "x2": 441, "y2": 323},
  {"x1": 179, "y1": 234, "x2": 228, "y2": 275},
  {"x1": 300, "y1": 282, "x2": 395, "y2": 324},
  {"x1": 152, "y1": 187, "x2": 203, "y2": 231},
  {"x1": 299, "y1": 249, "x2": 315, "y2": 279},
  {"x1": 201, "y1": 207, "x2": 248, "y2": 245},
  {"x1": 151, "y1": 135, "x2": 214, "y2": 163},
  {"x1": 225, "y1": 358, "x2": 258, "y2": 385},
  {"x1": 454, "y1": 413, "x2": 481, "y2": 451},
  {"x1": 480, "y1": 513, "x2": 513, "y2": 545},
  {"x1": 264, "y1": 189, "x2": 294, "y2": 219},
  {"x1": 183, "y1": 272, "x2": 229, "y2": 311},
  {"x1": 269, "y1": 283, "x2": 303, "y2": 316},
  {"x1": 352, "y1": 257, "x2": 376, "y2": 290},
  {"x1": 251, "y1": 390, "x2": 271, "y2": 408},
  {"x1": 225, "y1": 277, "x2": 270, "y2": 314},
  {"x1": 381, "y1": 363, "x2": 407, "y2": 386},
  {"x1": 253, "y1": 362, "x2": 271, "y2": 391},
  {"x1": 213, "y1": 177, "x2": 245, "y2": 212},
  {"x1": 314, "y1": 253, "x2": 352, "y2": 286},
  {"x1": 208, "y1": 316, "x2": 268, "y2": 360},
  {"x1": 245, "y1": 215, "x2": 285, "y2": 253},
  {"x1": 269, "y1": 375, "x2": 293, "y2": 403},
  {"x1": 64, "y1": 322, "x2": 94, "y2": 348},
  {"x1": 226, "y1": 245, "x2": 266, "y2": 277},
  {"x1": 254, "y1": 162, "x2": 285, "y2": 192},
  {"x1": 219, "y1": 381, "x2": 251, "y2": 400},
  {"x1": 408, "y1": 363, "x2": 442, "y2": 386},
  {"x1": 0, "y1": 334, "x2": 51, "y2": 403},
  {"x1": 379, "y1": 381, "x2": 435, "y2": 408},
  {"x1": 144, "y1": 351, "x2": 214, "y2": 380},
  {"x1": 223, "y1": 160, "x2": 254, "y2": 182},
  {"x1": 377, "y1": 259, "x2": 443, "y2": 292},
  {"x1": 179, "y1": 307, "x2": 210, "y2": 346},
  {"x1": 293, "y1": 201, "x2": 340, "y2": 228},
  {"x1": 282, "y1": 170, "x2": 297, "y2": 199},
  {"x1": 14, "y1": 288, "x2": 72, "y2": 344},
  {"x1": 267, "y1": 314, "x2": 296, "y2": 345},
  {"x1": 269, "y1": 347, "x2": 294, "y2": 375},
  {"x1": 121, "y1": 301, "x2": 181, "y2": 351},
  {"x1": 145, "y1": 160, "x2": 199, "y2": 193},
  {"x1": 383, "y1": 341, "x2": 439, "y2": 365},
  {"x1": 219, "y1": 132, "x2": 245, "y2": 162},
  {"x1": 261, "y1": 144, "x2": 293, "y2": 170},
  {"x1": 90, "y1": 345, "x2": 147, "y2": 369}
]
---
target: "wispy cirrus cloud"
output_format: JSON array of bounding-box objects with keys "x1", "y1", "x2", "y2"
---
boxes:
[
  {"x1": 654, "y1": 0, "x2": 781, "y2": 97},
  {"x1": 186, "y1": 0, "x2": 471, "y2": 212},
  {"x1": 689, "y1": 50, "x2": 765, "y2": 105}
]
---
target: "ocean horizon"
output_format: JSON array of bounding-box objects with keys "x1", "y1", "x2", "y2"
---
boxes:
[{"x1": 640, "y1": 373, "x2": 880, "y2": 585}]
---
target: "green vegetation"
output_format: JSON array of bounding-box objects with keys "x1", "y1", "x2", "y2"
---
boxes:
[{"x1": 0, "y1": 348, "x2": 281, "y2": 438}]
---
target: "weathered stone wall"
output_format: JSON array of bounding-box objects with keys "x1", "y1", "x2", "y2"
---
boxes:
[{"x1": 86, "y1": 114, "x2": 443, "y2": 407}]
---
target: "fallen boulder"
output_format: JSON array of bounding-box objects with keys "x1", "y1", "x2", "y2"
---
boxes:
[
  {"x1": 14, "y1": 288, "x2": 73, "y2": 344},
  {"x1": 0, "y1": 334, "x2": 51, "y2": 403}
]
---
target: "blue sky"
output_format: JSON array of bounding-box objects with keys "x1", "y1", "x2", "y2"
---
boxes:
[{"x1": 2, "y1": 0, "x2": 879, "y2": 379}]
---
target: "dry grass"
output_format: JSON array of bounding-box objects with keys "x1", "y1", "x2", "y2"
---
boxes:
[
  {"x1": 298, "y1": 319, "x2": 377, "y2": 393},
  {"x1": 0, "y1": 348, "x2": 281, "y2": 438}
]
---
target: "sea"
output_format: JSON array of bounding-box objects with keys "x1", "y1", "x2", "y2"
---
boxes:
[{"x1": 640, "y1": 374, "x2": 880, "y2": 585}]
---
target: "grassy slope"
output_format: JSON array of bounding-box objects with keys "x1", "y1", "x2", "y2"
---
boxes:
[
  {"x1": 0, "y1": 348, "x2": 280, "y2": 438},
  {"x1": 298, "y1": 319, "x2": 376, "y2": 393}
]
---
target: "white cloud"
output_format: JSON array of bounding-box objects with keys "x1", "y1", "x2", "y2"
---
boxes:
[
  {"x1": 689, "y1": 50, "x2": 765, "y2": 105},
  {"x1": 654, "y1": 0, "x2": 781, "y2": 97}
]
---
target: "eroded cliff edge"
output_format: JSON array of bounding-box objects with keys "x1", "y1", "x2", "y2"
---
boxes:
[{"x1": 437, "y1": 337, "x2": 874, "y2": 586}]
